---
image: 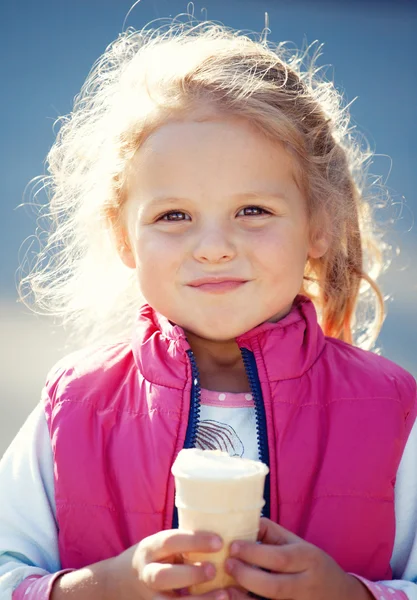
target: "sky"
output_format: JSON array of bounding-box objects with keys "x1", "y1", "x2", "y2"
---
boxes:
[{"x1": 0, "y1": 0, "x2": 416, "y2": 453}]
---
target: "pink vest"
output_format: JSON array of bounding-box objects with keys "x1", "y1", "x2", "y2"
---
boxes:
[{"x1": 43, "y1": 297, "x2": 416, "y2": 580}]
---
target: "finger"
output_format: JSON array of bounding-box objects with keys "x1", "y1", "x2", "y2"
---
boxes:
[
  {"x1": 142, "y1": 561, "x2": 216, "y2": 591},
  {"x1": 144, "y1": 530, "x2": 223, "y2": 562},
  {"x1": 230, "y1": 539, "x2": 311, "y2": 573},
  {"x1": 226, "y1": 587, "x2": 249, "y2": 600},
  {"x1": 226, "y1": 558, "x2": 303, "y2": 600},
  {"x1": 187, "y1": 589, "x2": 231, "y2": 600},
  {"x1": 154, "y1": 589, "x2": 230, "y2": 600},
  {"x1": 257, "y1": 518, "x2": 301, "y2": 546}
]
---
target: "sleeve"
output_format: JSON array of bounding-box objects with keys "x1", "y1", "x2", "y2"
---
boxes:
[
  {"x1": 350, "y1": 387, "x2": 417, "y2": 600},
  {"x1": 0, "y1": 404, "x2": 70, "y2": 599}
]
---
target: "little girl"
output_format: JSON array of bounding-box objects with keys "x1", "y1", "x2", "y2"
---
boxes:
[{"x1": 1, "y1": 16, "x2": 416, "y2": 600}]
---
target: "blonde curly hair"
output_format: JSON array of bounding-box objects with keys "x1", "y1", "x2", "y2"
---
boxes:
[{"x1": 19, "y1": 16, "x2": 387, "y2": 348}]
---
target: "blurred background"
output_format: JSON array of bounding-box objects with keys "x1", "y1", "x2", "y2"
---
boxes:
[{"x1": 0, "y1": 0, "x2": 416, "y2": 457}]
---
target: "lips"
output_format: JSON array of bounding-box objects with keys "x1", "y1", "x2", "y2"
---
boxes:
[
  {"x1": 187, "y1": 277, "x2": 249, "y2": 294},
  {"x1": 188, "y1": 277, "x2": 248, "y2": 287}
]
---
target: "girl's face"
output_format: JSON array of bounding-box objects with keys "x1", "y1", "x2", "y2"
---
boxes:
[{"x1": 121, "y1": 117, "x2": 327, "y2": 341}]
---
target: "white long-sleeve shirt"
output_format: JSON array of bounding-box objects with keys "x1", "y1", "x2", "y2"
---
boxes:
[{"x1": 1, "y1": 400, "x2": 417, "y2": 599}]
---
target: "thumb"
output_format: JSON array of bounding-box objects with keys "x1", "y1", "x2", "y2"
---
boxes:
[{"x1": 257, "y1": 517, "x2": 302, "y2": 546}]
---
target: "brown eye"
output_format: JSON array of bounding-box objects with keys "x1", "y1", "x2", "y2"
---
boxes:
[
  {"x1": 159, "y1": 211, "x2": 190, "y2": 221},
  {"x1": 238, "y1": 206, "x2": 270, "y2": 216}
]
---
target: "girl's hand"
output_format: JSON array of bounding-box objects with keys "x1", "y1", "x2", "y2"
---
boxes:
[
  {"x1": 51, "y1": 529, "x2": 228, "y2": 600},
  {"x1": 225, "y1": 518, "x2": 374, "y2": 600},
  {"x1": 111, "y1": 528, "x2": 227, "y2": 600}
]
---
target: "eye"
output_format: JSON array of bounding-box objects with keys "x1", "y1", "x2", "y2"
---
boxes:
[
  {"x1": 237, "y1": 206, "x2": 271, "y2": 217},
  {"x1": 158, "y1": 211, "x2": 191, "y2": 222}
]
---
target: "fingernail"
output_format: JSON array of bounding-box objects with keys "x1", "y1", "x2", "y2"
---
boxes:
[
  {"x1": 216, "y1": 592, "x2": 228, "y2": 600},
  {"x1": 210, "y1": 536, "x2": 222, "y2": 550},
  {"x1": 225, "y1": 558, "x2": 236, "y2": 574},
  {"x1": 230, "y1": 542, "x2": 240, "y2": 556},
  {"x1": 204, "y1": 563, "x2": 216, "y2": 579}
]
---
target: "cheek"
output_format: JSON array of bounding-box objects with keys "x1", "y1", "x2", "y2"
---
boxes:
[
  {"x1": 250, "y1": 227, "x2": 308, "y2": 273},
  {"x1": 134, "y1": 233, "x2": 181, "y2": 282},
  {"x1": 249, "y1": 229, "x2": 288, "y2": 264}
]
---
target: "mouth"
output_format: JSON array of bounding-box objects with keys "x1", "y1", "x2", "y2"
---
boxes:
[{"x1": 187, "y1": 277, "x2": 249, "y2": 294}]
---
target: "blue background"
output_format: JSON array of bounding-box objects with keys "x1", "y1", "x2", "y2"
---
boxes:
[{"x1": 0, "y1": 0, "x2": 416, "y2": 454}]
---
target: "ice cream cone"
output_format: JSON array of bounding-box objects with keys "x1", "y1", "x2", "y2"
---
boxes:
[{"x1": 171, "y1": 449, "x2": 269, "y2": 594}]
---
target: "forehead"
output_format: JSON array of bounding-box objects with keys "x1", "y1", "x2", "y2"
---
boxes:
[{"x1": 126, "y1": 117, "x2": 303, "y2": 201}]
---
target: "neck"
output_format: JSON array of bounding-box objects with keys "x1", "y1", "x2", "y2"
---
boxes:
[
  {"x1": 184, "y1": 330, "x2": 250, "y2": 393},
  {"x1": 185, "y1": 331, "x2": 242, "y2": 368}
]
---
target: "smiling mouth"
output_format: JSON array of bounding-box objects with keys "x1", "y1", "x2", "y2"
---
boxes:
[{"x1": 189, "y1": 280, "x2": 248, "y2": 294}]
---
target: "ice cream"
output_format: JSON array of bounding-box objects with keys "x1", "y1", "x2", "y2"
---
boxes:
[{"x1": 171, "y1": 449, "x2": 269, "y2": 593}]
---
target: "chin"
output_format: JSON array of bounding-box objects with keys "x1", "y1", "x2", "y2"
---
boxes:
[
  {"x1": 192, "y1": 322, "x2": 252, "y2": 342},
  {"x1": 178, "y1": 309, "x2": 264, "y2": 341}
]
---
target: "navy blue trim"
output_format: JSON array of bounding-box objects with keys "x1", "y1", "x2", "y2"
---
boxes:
[
  {"x1": 172, "y1": 505, "x2": 179, "y2": 529},
  {"x1": 172, "y1": 348, "x2": 270, "y2": 527},
  {"x1": 183, "y1": 350, "x2": 202, "y2": 448},
  {"x1": 172, "y1": 350, "x2": 202, "y2": 529},
  {"x1": 240, "y1": 348, "x2": 271, "y2": 519}
]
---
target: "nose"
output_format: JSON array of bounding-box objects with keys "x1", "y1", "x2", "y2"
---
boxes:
[{"x1": 192, "y1": 223, "x2": 237, "y2": 264}]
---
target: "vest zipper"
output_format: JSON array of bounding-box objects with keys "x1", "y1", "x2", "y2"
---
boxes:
[
  {"x1": 183, "y1": 349, "x2": 203, "y2": 448},
  {"x1": 240, "y1": 347, "x2": 271, "y2": 519},
  {"x1": 172, "y1": 349, "x2": 202, "y2": 528},
  {"x1": 172, "y1": 347, "x2": 271, "y2": 527}
]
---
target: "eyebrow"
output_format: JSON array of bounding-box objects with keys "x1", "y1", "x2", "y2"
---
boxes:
[{"x1": 147, "y1": 191, "x2": 289, "y2": 205}]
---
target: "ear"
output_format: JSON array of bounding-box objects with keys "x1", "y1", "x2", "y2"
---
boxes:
[
  {"x1": 307, "y1": 210, "x2": 331, "y2": 259},
  {"x1": 118, "y1": 239, "x2": 136, "y2": 269},
  {"x1": 308, "y1": 228, "x2": 330, "y2": 260},
  {"x1": 106, "y1": 204, "x2": 137, "y2": 269},
  {"x1": 113, "y1": 223, "x2": 136, "y2": 269}
]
